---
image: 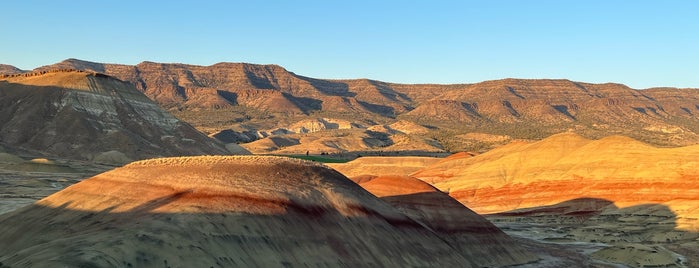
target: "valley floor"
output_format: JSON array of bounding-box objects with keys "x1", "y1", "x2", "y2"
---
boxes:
[{"x1": 491, "y1": 219, "x2": 693, "y2": 268}]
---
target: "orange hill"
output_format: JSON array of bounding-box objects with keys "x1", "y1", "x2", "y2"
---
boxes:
[
  {"x1": 351, "y1": 175, "x2": 537, "y2": 266},
  {"x1": 412, "y1": 133, "x2": 699, "y2": 231}
]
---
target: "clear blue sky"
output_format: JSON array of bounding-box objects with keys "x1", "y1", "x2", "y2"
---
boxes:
[{"x1": 1, "y1": 1, "x2": 697, "y2": 89}]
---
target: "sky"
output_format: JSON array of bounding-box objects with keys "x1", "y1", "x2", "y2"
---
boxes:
[{"x1": 1, "y1": 1, "x2": 697, "y2": 89}]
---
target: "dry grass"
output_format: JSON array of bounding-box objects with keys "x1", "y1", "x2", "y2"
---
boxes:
[{"x1": 127, "y1": 155, "x2": 325, "y2": 168}]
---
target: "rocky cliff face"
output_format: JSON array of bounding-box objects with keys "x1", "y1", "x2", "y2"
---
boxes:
[
  {"x1": 406, "y1": 79, "x2": 699, "y2": 141},
  {"x1": 0, "y1": 71, "x2": 230, "y2": 162},
  {"x1": 33, "y1": 59, "x2": 415, "y2": 115},
  {"x1": 16, "y1": 59, "x2": 699, "y2": 150}
]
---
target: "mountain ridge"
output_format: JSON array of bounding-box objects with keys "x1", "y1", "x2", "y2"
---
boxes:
[{"x1": 6, "y1": 58, "x2": 699, "y2": 151}]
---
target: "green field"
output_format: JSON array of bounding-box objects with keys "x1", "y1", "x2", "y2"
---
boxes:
[{"x1": 281, "y1": 155, "x2": 350, "y2": 163}]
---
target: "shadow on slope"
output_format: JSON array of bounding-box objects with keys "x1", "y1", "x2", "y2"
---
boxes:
[
  {"x1": 487, "y1": 198, "x2": 699, "y2": 267},
  {"x1": 293, "y1": 75, "x2": 355, "y2": 97},
  {"x1": 0, "y1": 200, "x2": 466, "y2": 267},
  {"x1": 0, "y1": 80, "x2": 228, "y2": 161},
  {"x1": 381, "y1": 192, "x2": 537, "y2": 267},
  {"x1": 0, "y1": 155, "x2": 482, "y2": 267}
]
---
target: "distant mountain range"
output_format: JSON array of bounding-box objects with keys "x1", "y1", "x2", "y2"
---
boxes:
[{"x1": 4, "y1": 58, "x2": 699, "y2": 152}]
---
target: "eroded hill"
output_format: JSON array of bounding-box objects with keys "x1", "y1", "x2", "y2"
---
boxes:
[
  {"x1": 0, "y1": 70, "x2": 232, "y2": 163},
  {"x1": 411, "y1": 133, "x2": 699, "y2": 267},
  {"x1": 350, "y1": 174, "x2": 537, "y2": 267},
  {"x1": 0, "y1": 156, "x2": 534, "y2": 267}
]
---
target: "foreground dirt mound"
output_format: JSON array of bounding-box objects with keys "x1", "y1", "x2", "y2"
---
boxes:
[
  {"x1": 351, "y1": 175, "x2": 537, "y2": 266},
  {"x1": 0, "y1": 156, "x2": 534, "y2": 267},
  {"x1": 412, "y1": 132, "x2": 699, "y2": 231},
  {"x1": 0, "y1": 71, "x2": 229, "y2": 161}
]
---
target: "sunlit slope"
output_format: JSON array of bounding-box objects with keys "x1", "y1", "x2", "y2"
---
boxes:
[
  {"x1": 327, "y1": 156, "x2": 441, "y2": 178},
  {"x1": 413, "y1": 133, "x2": 699, "y2": 230}
]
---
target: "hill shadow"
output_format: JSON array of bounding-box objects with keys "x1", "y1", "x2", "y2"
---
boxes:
[
  {"x1": 367, "y1": 80, "x2": 412, "y2": 103},
  {"x1": 358, "y1": 101, "x2": 396, "y2": 117},
  {"x1": 0, "y1": 200, "x2": 476, "y2": 268},
  {"x1": 293, "y1": 75, "x2": 356, "y2": 97},
  {"x1": 362, "y1": 130, "x2": 394, "y2": 148},
  {"x1": 378, "y1": 191, "x2": 538, "y2": 267},
  {"x1": 486, "y1": 197, "x2": 699, "y2": 267}
]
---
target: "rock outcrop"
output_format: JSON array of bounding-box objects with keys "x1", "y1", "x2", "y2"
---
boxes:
[{"x1": 288, "y1": 118, "x2": 355, "y2": 133}]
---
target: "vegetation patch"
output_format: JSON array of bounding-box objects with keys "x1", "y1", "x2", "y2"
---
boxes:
[{"x1": 280, "y1": 155, "x2": 350, "y2": 163}]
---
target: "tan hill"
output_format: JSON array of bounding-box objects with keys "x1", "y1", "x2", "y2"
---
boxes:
[
  {"x1": 327, "y1": 156, "x2": 441, "y2": 178},
  {"x1": 350, "y1": 175, "x2": 537, "y2": 266},
  {"x1": 226, "y1": 118, "x2": 442, "y2": 154},
  {"x1": 239, "y1": 129, "x2": 444, "y2": 155},
  {"x1": 0, "y1": 70, "x2": 231, "y2": 163},
  {"x1": 387, "y1": 119, "x2": 431, "y2": 134},
  {"x1": 0, "y1": 64, "x2": 25, "y2": 75},
  {"x1": 237, "y1": 128, "x2": 383, "y2": 154},
  {"x1": 0, "y1": 156, "x2": 533, "y2": 267},
  {"x1": 11, "y1": 59, "x2": 699, "y2": 151},
  {"x1": 287, "y1": 118, "x2": 357, "y2": 133},
  {"x1": 367, "y1": 120, "x2": 431, "y2": 135},
  {"x1": 412, "y1": 132, "x2": 699, "y2": 230}
]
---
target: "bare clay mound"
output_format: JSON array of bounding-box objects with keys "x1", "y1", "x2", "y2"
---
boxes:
[
  {"x1": 352, "y1": 175, "x2": 538, "y2": 267},
  {"x1": 0, "y1": 71, "x2": 230, "y2": 162},
  {"x1": 0, "y1": 156, "x2": 518, "y2": 267}
]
